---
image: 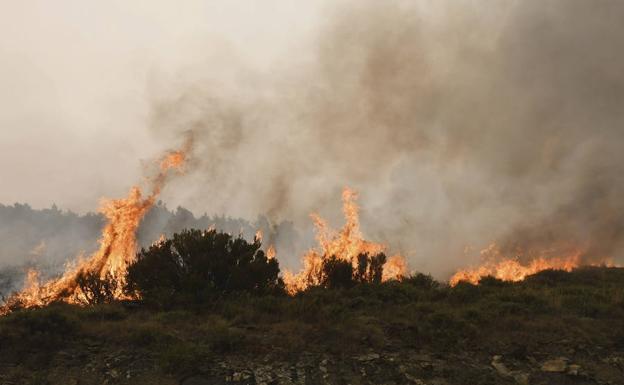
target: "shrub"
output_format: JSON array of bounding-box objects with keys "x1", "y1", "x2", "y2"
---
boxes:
[
  {"x1": 316, "y1": 252, "x2": 389, "y2": 290},
  {"x1": 125, "y1": 229, "x2": 283, "y2": 305},
  {"x1": 478, "y1": 275, "x2": 509, "y2": 288},
  {"x1": 0, "y1": 304, "x2": 79, "y2": 364},
  {"x1": 524, "y1": 268, "x2": 572, "y2": 286},
  {"x1": 354, "y1": 252, "x2": 387, "y2": 284},
  {"x1": 320, "y1": 256, "x2": 354, "y2": 289},
  {"x1": 405, "y1": 273, "x2": 439, "y2": 290},
  {"x1": 76, "y1": 270, "x2": 118, "y2": 305}
]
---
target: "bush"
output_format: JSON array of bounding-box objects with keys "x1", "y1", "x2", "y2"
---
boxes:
[
  {"x1": 405, "y1": 273, "x2": 439, "y2": 290},
  {"x1": 355, "y1": 252, "x2": 386, "y2": 284},
  {"x1": 76, "y1": 270, "x2": 118, "y2": 305},
  {"x1": 320, "y1": 256, "x2": 354, "y2": 289},
  {"x1": 125, "y1": 229, "x2": 284, "y2": 305},
  {"x1": 316, "y1": 252, "x2": 389, "y2": 289},
  {"x1": 0, "y1": 304, "x2": 79, "y2": 364}
]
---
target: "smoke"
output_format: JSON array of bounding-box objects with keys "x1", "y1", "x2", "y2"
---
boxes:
[
  {"x1": 146, "y1": 0, "x2": 624, "y2": 277},
  {"x1": 2, "y1": 1, "x2": 623, "y2": 278}
]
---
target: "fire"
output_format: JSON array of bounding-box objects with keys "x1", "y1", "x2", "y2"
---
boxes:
[
  {"x1": 1, "y1": 141, "x2": 191, "y2": 313},
  {"x1": 159, "y1": 150, "x2": 186, "y2": 172},
  {"x1": 449, "y1": 243, "x2": 613, "y2": 286},
  {"x1": 255, "y1": 229, "x2": 276, "y2": 260},
  {"x1": 266, "y1": 245, "x2": 276, "y2": 260},
  {"x1": 283, "y1": 187, "x2": 407, "y2": 293}
]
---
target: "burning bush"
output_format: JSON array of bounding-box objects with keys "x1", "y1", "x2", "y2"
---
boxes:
[
  {"x1": 283, "y1": 188, "x2": 407, "y2": 293},
  {"x1": 317, "y1": 252, "x2": 388, "y2": 289},
  {"x1": 75, "y1": 271, "x2": 118, "y2": 305},
  {"x1": 125, "y1": 229, "x2": 283, "y2": 305},
  {"x1": 320, "y1": 256, "x2": 354, "y2": 289}
]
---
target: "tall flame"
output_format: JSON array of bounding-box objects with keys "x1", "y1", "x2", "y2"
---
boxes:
[
  {"x1": 283, "y1": 187, "x2": 407, "y2": 293},
  {"x1": 449, "y1": 243, "x2": 614, "y2": 286},
  {"x1": 2, "y1": 140, "x2": 191, "y2": 313}
]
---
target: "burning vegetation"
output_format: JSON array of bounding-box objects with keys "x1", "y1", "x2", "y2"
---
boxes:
[
  {"x1": 0, "y1": 144, "x2": 619, "y2": 314},
  {"x1": 283, "y1": 187, "x2": 407, "y2": 294},
  {"x1": 450, "y1": 243, "x2": 614, "y2": 286},
  {"x1": 1, "y1": 142, "x2": 191, "y2": 314},
  {"x1": 2, "y1": 170, "x2": 620, "y2": 315},
  {"x1": 1, "y1": 162, "x2": 409, "y2": 314}
]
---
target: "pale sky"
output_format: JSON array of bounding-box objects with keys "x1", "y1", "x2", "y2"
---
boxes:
[{"x1": 0, "y1": 0, "x2": 328, "y2": 211}]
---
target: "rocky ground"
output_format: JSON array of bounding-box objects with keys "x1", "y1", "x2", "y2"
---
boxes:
[
  {"x1": 1, "y1": 267, "x2": 623, "y2": 384},
  {"x1": 2, "y1": 344, "x2": 623, "y2": 384}
]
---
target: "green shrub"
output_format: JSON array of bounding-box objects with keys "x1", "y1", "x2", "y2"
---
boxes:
[
  {"x1": 0, "y1": 304, "x2": 79, "y2": 364},
  {"x1": 125, "y1": 229, "x2": 284, "y2": 306},
  {"x1": 405, "y1": 273, "x2": 439, "y2": 290}
]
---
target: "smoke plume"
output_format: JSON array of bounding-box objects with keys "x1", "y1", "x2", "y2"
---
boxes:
[
  {"x1": 145, "y1": 0, "x2": 624, "y2": 276},
  {"x1": 2, "y1": 1, "x2": 623, "y2": 278}
]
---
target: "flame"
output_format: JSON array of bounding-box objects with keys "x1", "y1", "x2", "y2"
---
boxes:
[
  {"x1": 449, "y1": 243, "x2": 614, "y2": 286},
  {"x1": 159, "y1": 150, "x2": 186, "y2": 172},
  {"x1": 152, "y1": 234, "x2": 167, "y2": 247},
  {"x1": 382, "y1": 255, "x2": 408, "y2": 282},
  {"x1": 1, "y1": 141, "x2": 191, "y2": 313},
  {"x1": 266, "y1": 245, "x2": 276, "y2": 260},
  {"x1": 284, "y1": 187, "x2": 407, "y2": 293}
]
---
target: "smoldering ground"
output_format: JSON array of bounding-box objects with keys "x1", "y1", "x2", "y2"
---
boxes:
[{"x1": 1, "y1": 1, "x2": 624, "y2": 279}]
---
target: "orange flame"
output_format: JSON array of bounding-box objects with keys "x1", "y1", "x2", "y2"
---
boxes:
[
  {"x1": 283, "y1": 187, "x2": 407, "y2": 293},
  {"x1": 266, "y1": 245, "x2": 276, "y2": 260},
  {"x1": 449, "y1": 243, "x2": 614, "y2": 286},
  {"x1": 1, "y1": 141, "x2": 191, "y2": 313}
]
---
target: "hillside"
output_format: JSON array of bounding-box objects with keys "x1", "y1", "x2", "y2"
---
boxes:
[{"x1": 1, "y1": 267, "x2": 623, "y2": 385}]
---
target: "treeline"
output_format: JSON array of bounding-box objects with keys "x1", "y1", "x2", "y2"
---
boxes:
[{"x1": 0, "y1": 202, "x2": 302, "y2": 294}]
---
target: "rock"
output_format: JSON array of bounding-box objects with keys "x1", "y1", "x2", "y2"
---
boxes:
[
  {"x1": 357, "y1": 353, "x2": 380, "y2": 362},
  {"x1": 491, "y1": 355, "x2": 512, "y2": 377},
  {"x1": 404, "y1": 372, "x2": 426, "y2": 384},
  {"x1": 567, "y1": 364, "x2": 581, "y2": 376},
  {"x1": 419, "y1": 361, "x2": 434, "y2": 372},
  {"x1": 541, "y1": 357, "x2": 568, "y2": 372},
  {"x1": 512, "y1": 372, "x2": 530, "y2": 385},
  {"x1": 492, "y1": 355, "x2": 529, "y2": 385},
  {"x1": 232, "y1": 372, "x2": 243, "y2": 381},
  {"x1": 254, "y1": 365, "x2": 274, "y2": 385}
]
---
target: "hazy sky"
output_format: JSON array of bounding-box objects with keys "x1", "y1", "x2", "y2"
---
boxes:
[
  {"x1": 2, "y1": 1, "x2": 623, "y2": 276},
  {"x1": 0, "y1": 0, "x2": 327, "y2": 210}
]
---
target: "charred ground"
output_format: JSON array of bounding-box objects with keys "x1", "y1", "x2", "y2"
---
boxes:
[{"x1": 0, "y1": 232, "x2": 623, "y2": 385}]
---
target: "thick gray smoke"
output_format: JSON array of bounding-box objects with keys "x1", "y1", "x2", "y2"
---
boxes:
[
  {"x1": 2, "y1": 1, "x2": 623, "y2": 280},
  {"x1": 147, "y1": 0, "x2": 624, "y2": 277}
]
